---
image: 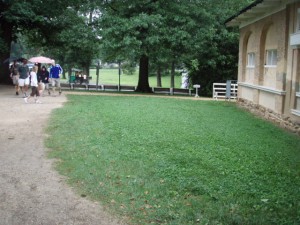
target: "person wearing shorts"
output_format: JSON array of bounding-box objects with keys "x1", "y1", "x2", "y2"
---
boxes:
[
  {"x1": 24, "y1": 66, "x2": 41, "y2": 104},
  {"x1": 38, "y1": 65, "x2": 50, "y2": 96},
  {"x1": 49, "y1": 60, "x2": 63, "y2": 96},
  {"x1": 18, "y1": 59, "x2": 30, "y2": 98},
  {"x1": 10, "y1": 60, "x2": 19, "y2": 95}
]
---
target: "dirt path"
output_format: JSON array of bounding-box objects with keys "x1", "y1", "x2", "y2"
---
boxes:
[{"x1": 0, "y1": 85, "x2": 124, "y2": 225}]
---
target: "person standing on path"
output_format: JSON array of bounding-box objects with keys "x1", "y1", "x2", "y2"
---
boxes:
[
  {"x1": 18, "y1": 58, "x2": 30, "y2": 98},
  {"x1": 10, "y1": 60, "x2": 20, "y2": 95},
  {"x1": 38, "y1": 65, "x2": 50, "y2": 96},
  {"x1": 49, "y1": 60, "x2": 63, "y2": 96},
  {"x1": 24, "y1": 66, "x2": 42, "y2": 104}
]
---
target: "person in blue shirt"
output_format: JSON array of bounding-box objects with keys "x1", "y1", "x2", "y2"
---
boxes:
[{"x1": 49, "y1": 60, "x2": 63, "y2": 95}]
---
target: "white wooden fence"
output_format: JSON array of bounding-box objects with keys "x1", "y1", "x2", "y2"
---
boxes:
[{"x1": 213, "y1": 82, "x2": 238, "y2": 100}]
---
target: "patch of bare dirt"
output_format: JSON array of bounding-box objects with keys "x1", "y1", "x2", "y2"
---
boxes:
[{"x1": 0, "y1": 85, "x2": 124, "y2": 225}]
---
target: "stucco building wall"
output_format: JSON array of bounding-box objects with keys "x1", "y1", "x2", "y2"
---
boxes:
[{"x1": 236, "y1": 2, "x2": 300, "y2": 135}]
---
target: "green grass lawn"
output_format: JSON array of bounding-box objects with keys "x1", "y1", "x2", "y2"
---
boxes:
[
  {"x1": 46, "y1": 95, "x2": 300, "y2": 225},
  {"x1": 62, "y1": 68, "x2": 182, "y2": 88}
]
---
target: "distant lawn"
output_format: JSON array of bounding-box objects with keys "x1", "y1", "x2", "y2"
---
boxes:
[
  {"x1": 62, "y1": 68, "x2": 182, "y2": 88},
  {"x1": 46, "y1": 95, "x2": 300, "y2": 225}
]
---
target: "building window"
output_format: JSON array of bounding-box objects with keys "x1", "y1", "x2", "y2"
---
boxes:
[
  {"x1": 297, "y1": 8, "x2": 300, "y2": 32},
  {"x1": 265, "y1": 49, "x2": 277, "y2": 66},
  {"x1": 247, "y1": 52, "x2": 255, "y2": 67}
]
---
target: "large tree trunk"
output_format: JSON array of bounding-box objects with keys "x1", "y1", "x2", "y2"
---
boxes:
[
  {"x1": 170, "y1": 61, "x2": 175, "y2": 88},
  {"x1": 136, "y1": 54, "x2": 152, "y2": 93},
  {"x1": 68, "y1": 67, "x2": 72, "y2": 82},
  {"x1": 61, "y1": 63, "x2": 66, "y2": 79},
  {"x1": 156, "y1": 65, "x2": 162, "y2": 87},
  {"x1": 84, "y1": 64, "x2": 90, "y2": 77},
  {"x1": 0, "y1": 20, "x2": 13, "y2": 84}
]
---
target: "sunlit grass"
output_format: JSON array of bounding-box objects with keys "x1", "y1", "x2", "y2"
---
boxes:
[
  {"x1": 62, "y1": 68, "x2": 182, "y2": 88},
  {"x1": 46, "y1": 95, "x2": 300, "y2": 225}
]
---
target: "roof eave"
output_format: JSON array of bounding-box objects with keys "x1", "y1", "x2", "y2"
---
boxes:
[{"x1": 226, "y1": 0, "x2": 287, "y2": 27}]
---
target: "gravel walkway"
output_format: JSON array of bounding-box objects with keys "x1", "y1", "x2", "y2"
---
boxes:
[{"x1": 0, "y1": 85, "x2": 124, "y2": 225}]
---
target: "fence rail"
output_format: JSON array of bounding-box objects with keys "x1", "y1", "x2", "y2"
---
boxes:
[
  {"x1": 61, "y1": 83, "x2": 194, "y2": 95},
  {"x1": 213, "y1": 82, "x2": 238, "y2": 100}
]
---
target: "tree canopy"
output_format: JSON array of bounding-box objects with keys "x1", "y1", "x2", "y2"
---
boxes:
[
  {"x1": 0, "y1": 0, "x2": 100, "y2": 82},
  {"x1": 98, "y1": 0, "x2": 213, "y2": 92},
  {"x1": 185, "y1": 0, "x2": 254, "y2": 96},
  {"x1": 0, "y1": 0, "x2": 253, "y2": 94},
  {"x1": 98, "y1": 0, "x2": 253, "y2": 93}
]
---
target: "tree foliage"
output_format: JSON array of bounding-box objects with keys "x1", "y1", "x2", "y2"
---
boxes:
[
  {"x1": 98, "y1": 0, "x2": 252, "y2": 93},
  {"x1": 98, "y1": 0, "x2": 207, "y2": 91},
  {"x1": 0, "y1": 0, "x2": 101, "y2": 82},
  {"x1": 185, "y1": 0, "x2": 254, "y2": 96},
  {"x1": 0, "y1": 0, "x2": 253, "y2": 92}
]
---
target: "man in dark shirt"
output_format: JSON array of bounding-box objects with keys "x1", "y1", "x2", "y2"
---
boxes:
[{"x1": 18, "y1": 59, "x2": 30, "y2": 98}]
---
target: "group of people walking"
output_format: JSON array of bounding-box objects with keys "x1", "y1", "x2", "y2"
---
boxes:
[{"x1": 10, "y1": 58, "x2": 63, "y2": 103}]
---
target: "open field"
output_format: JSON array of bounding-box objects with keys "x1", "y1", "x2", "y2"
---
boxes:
[{"x1": 62, "y1": 69, "x2": 182, "y2": 88}]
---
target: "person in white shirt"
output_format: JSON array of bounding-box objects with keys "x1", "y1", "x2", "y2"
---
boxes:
[{"x1": 24, "y1": 66, "x2": 42, "y2": 104}]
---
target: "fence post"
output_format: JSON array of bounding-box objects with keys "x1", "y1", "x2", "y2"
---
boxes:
[{"x1": 226, "y1": 80, "x2": 232, "y2": 99}]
